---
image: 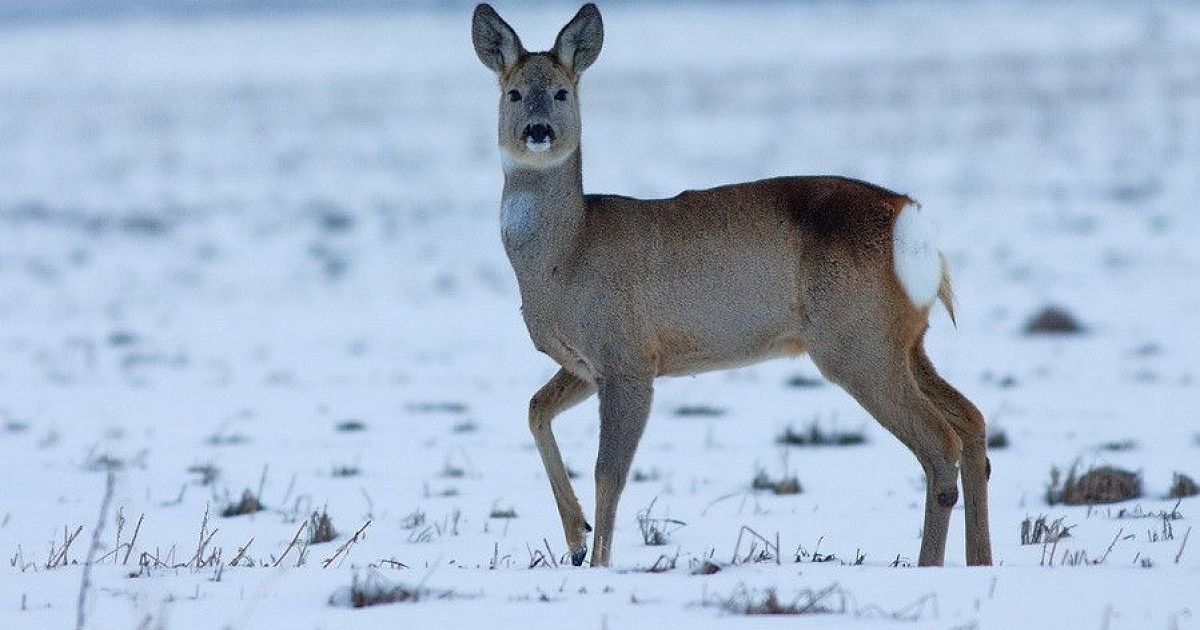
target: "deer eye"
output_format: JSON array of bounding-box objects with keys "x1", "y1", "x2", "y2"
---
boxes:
[
  {"x1": 507, "y1": 90, "x2": 521, "y2": 102},
  {"x1": 554, "y1": 89, "x2": 569, "y2": 101}
]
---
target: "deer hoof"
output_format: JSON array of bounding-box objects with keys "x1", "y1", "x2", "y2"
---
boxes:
[{"x1": 570, "y1": 546, "x2": 588, "y2": 566}]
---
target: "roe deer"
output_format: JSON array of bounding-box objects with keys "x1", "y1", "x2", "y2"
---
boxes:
[{"x1": 472, "y1": 3, "x2": 992, "y2": 567}]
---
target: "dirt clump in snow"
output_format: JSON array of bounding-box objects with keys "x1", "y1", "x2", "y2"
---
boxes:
[
  {"x1": 1167, "y1": 472, "x2": 1198, "y2": 499},
  {"x1": 1024, "y1": 306, "x2": 1086, "y2": 335},
  {"x1": 221, "y1": 489, "x2": 264, "y2": 517},
  {"x1": 1047, "y1": 465, "x2": 1141, "y2": 505},
  {"x1": 309, "y1": 509, "x2": 336, "y2": 544}
]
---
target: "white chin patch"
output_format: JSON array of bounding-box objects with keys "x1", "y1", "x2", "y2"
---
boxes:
[{"x1": 526, "y1": 139, "x2": 552, "y2": 153}]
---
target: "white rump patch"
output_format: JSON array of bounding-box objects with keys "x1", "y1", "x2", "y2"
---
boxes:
[{"x1": 892, "y1": 203, "x2": 942, "y2": 308}]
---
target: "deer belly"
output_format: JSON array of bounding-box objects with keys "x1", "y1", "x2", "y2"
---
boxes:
[
  {"x1": 524, "y1": 321, "x2": 596, "y2": 379},
  {"x1": 654, "y1": 326, "x2": 806, "y2": 376}
]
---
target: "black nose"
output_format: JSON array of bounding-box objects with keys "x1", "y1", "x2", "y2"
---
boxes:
[{"x1": 524, "y1": 124, "x2": 556, "y2": 143}]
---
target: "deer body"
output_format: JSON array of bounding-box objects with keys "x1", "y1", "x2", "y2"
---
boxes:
[
  {"x1": 505, "y1": 166, "x2": 910, "y2": 379},
  {"x1": 475, "y1": 3, "x2": 993, "y2": 568}
]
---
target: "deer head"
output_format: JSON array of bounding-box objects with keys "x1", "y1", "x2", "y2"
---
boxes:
[{"x1": 473, "y1": 3, "x2": 603, "y2": 169}]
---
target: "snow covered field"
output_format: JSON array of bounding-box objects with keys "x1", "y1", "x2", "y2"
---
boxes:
[{"x1": 1, "y1": 2, "x2": 1199, "y2": 628}]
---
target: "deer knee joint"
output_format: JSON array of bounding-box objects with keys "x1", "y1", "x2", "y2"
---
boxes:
[{"x1": 528, "y1": 395, "x2": 547, "y2": 432}]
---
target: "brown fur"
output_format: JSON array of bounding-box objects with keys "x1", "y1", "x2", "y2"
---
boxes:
[
  {"x1": 473, "y1": 3, "x2": 991, "y2": 568},
  {"x1": 502, "y1": 52, "x2": 577, "y2": 84}
]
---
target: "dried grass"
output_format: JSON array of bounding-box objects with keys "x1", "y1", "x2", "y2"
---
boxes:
[
  {"x1": 334, "y1": 419, "x2": 366, "y2": 432},
  {"x1": 1046, "y1": 465, "x2": 1141, "y2": 506},
  {"x1": 1020, "y1": 515, "x2": 1073, "y2": 545},
  {"x1": 986, "y1": 428, "x2": 1009, "y2": 449},
  {"x1": 488, "y1": 506, "x2": 518, "y2": 519},
  {"x1": 221, "y1": 489, "x2": 264, "y2": 517},
  {"x1": 714, "y1": 584, "x2": 847, "y2": 616},
  {"x1": 308, "y1": 510, "x2": 336, "y2": 545},
  {"x1": 631, "y1": 468, "x2": 661, "y2": 483},
  {"x1": 1168, "y1": 473, "x2": 1198, "y2": 499},
  {"x1": 783, "y1": 374, "x2": 824, "y2": 389},
  {"x1": 406, "y1": 401, "x2": 468, "y2": 414},
  {"x1": 776, "y1": 422, "x2": 865, "y2": 447},
  {"x1": 331, "y1": 464, "x2": 360, "y2": 478},
  {"x1": 751, "y1": 469, "x2": 802, "y2": 495},
  {"x1": 1024, "y1": 305, "x2": 1085, "y2": 335},
  {"x1": 636, "y1": 498, "x2": 685, "y2": 546},
  {"x1": 673, "y1": 405, "x2": 726, "y2": 418},
  {"x1": 329, "y1": 571, "x2": 453, "y2": 608}
]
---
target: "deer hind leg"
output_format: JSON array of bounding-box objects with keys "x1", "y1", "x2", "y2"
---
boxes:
[
  {"x1": 809, "y1": 335, "x2": 963, "y2": 567},
  {"x1": 590, "y1": 374, "x2": 653, "y2": 567},
  {"x1": 909, "y1": 338, "x2": 993, "y2": 566},
  {"x1": 529, "y1": 368, "x2": 597, "y2": 566}
]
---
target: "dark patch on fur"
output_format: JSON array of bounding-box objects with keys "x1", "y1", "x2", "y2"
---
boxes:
[
  {"x1": 937, "y1": 489, "x2": 959, "y2": 508},
  {"x1": 579, "y1": 176, "x2": 911, "y2": 263},
  {"x1": 775, "y1": 176, "x2": 912, "y2": 244}
]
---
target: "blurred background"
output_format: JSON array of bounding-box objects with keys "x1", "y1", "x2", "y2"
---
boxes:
[
  {"x1": 2, "y1": 1, "x2": 1196, "y2": 350},
  {"x1": 0, "y1": 3, "x2": 1198, "y2": 623}
]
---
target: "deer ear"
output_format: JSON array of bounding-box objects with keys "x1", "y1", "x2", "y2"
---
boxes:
[
  {"x1": 552, "y1": 3, "x2": 603, "y2": 75},
  {"x1": 472, "y1": 4, "x2": 525, "y2": 74}
]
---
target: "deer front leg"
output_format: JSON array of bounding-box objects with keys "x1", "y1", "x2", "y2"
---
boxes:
[
  {"x1": 529, "y1": 368, "x2": 597, "y2": 566},
  {"x1": 590, "y1": 374, "x2": 653, "y2": 567}
]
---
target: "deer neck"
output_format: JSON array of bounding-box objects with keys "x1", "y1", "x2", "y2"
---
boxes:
[{"x1": 500, "y1": 149, "x2": 585, "y2": 274}]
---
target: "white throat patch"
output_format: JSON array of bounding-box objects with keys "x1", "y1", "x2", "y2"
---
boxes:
[
  {"x1": 501, "y1": 191, "x2": 538, "y2": 247},
  {"x1": 501, "y1": 147, "x2": 572, "y2": 171}
]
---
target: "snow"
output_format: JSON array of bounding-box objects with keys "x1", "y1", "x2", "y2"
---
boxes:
[{"x1": 1, "y1": 3, "x2": 1199, "y2": 629}]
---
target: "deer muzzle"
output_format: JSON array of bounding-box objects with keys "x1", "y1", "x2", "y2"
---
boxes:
[{"x1": 523, "y1": 123, "x2": 556, "y2": 152}]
